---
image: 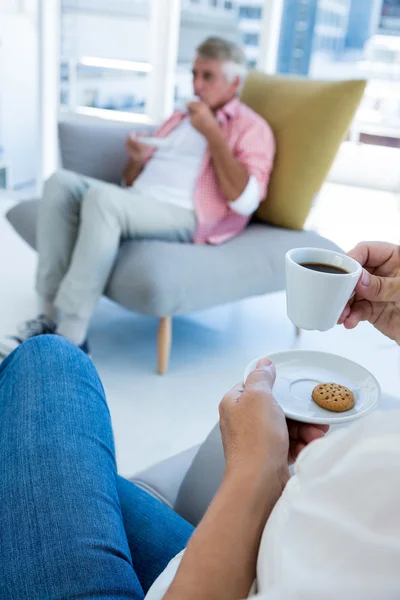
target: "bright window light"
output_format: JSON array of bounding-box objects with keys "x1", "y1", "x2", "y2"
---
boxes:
[
  {"x1": 75, "y1": 106, "x2": 153, "y2": 124},
  {"x1": 79, "y1": 56, "x2": 153, "y2": 73}
]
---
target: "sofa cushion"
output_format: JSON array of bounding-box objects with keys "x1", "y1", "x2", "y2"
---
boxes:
[
  {"x1": 7, "y1": 200, "x2": 341, "y2": 316},
  {"x1": 240, "y1": 73, "x2": 366, "y2": 231}
]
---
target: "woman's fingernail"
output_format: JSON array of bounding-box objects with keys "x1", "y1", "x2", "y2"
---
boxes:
[
  {"x1": 361, "y1": 270, "x2": 370, "y2": 287},
  {"x1": 256, "y1": 357, "x2": 272, "y2": 369}
]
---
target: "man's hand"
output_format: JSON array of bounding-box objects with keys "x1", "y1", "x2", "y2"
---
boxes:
[
  {"x1": 338, "y1": 242, "x2": 400, "y2": 343},
  {"x1": 187, "y1": 101, "x2": 219, "y2": 138},
  {"x1": 125, "y1": 133, "x2": 152, "y2": 165},
  {"x1": 219, "y1": 357, "x2": 328, "y2": 486},
  {"x1": 187, "y1": 100, "x2": 251, "y2": 202}
]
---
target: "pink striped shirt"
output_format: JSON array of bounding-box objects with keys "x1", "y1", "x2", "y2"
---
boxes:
[{"x1": 147, "y1": 97, "x2": 275, "y2": 245}]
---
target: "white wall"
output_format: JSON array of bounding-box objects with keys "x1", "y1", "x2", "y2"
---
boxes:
[
  {"x1": 328, "y1": 142, "x2": 400, "y2": 193},
  {"x1": 0, "y1": 0, "x2": 20, "y2": 9},
  {"x1": 0, "y1": 3, "x2": 38, "y2": 188}
]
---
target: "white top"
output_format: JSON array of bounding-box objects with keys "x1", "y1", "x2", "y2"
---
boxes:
[
  {"x1": 146, "y1": 410, "x2": 400, "y2": 600},
  {"x1": 130, "y1": 118, "x2": 260, "y2": 216}
]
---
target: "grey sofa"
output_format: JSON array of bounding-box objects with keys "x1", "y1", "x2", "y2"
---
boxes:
[{"x1": 7, "y1": 119, "x2": 340, "y2": 373}]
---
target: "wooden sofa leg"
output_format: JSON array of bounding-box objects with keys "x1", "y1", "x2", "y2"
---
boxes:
[
  {"x1": 157, "y1": 317, "x2": 172, "y2": 375},
  {"x1": 295, "y1": 326, "x2": 301, "y2": 337}
]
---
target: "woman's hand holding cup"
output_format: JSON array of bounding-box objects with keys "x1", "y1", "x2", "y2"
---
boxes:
[{"x1": 338, "y1": 242, "x2": 400, "y2": 343}]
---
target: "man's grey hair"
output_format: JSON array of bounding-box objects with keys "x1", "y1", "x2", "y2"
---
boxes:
[{"x1": 196, "y1": 37, "x2": 248, "y2": 84}]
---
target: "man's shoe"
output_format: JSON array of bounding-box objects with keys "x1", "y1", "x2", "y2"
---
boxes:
[
  {"x1": 0, "y1": 315, "x2": 57, "y2": 358},
  {"x1": 0, "y1": 316, "x2": 91, "y2": 359}
]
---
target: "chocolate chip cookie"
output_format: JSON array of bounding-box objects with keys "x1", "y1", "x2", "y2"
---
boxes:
[{"x1": 312, "y1": 383, "x2": 355, "y2": 413}]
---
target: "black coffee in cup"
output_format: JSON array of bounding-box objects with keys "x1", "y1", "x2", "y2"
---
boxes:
[{"x1": 300, "y1": 262, "x2": 349, "y2": 275}]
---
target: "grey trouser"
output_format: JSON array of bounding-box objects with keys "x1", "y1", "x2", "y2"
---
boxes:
[{"x1": 36, "y1": 170, "x2": 197, "y2": 320}]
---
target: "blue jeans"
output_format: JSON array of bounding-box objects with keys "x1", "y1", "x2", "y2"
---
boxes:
[{"x1": 0, "y1": 336, "x2": 194, "y2": 599}]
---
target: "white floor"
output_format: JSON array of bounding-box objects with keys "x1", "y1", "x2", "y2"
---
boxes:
[{"x1": 1, "y1": 183, "x2": 400, "y2": 477}]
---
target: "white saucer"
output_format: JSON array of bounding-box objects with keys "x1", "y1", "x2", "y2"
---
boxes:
[
  {"x1": 244, "y1": 350, "x2": 381, "y2": 425},
  {"x1": 139, "y1": 137, "x2": 171, "y2": 149}
]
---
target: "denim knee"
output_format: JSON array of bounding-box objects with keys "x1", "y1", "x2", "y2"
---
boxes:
[
  {"x1": 17, "y1": 334, "x2": 83, "y2": 361},
  {"x1": 1, "y1": 335, "x2": 101, "y2": 394}
]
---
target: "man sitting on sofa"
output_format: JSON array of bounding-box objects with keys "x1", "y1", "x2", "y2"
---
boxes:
[{"x1": 0, "y1": 37, "x2": 275, "y2": 356}]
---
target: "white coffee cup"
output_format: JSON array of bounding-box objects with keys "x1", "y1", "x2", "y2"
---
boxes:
[
  {"x1": 285, "y1": 247, "x2": 362, "y2": 332},
  {"x1": 181, "y1": 95, "x2": 200, "y2": 112}
]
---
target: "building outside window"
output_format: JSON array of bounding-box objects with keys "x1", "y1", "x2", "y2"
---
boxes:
[
  {"x1": 238, "y1": 5, "x2": 262, "y2": 18},
  {"x1": 243, "y1": 32, "x2": 260, "y2": 46},
  {"x1": 278, "y1": 0, "x2": 320, "y2": 75},
  {"x1": 276, "y1": 0, "x2": 400, "y2": 149}
]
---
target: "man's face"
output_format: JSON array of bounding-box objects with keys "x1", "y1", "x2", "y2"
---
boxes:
[{"x1": 192, "y1": 56, "x2": 240, "y2": 111}]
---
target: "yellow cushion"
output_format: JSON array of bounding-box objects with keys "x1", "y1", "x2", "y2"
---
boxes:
[{"x1": 240, "y1": 72, "x2": 366, "y2": 230}]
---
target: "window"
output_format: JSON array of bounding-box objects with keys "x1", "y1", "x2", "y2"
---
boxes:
[
  {"x1": 243, "y1": 33, "x2": 260, "y2": 47},
  {"x1": 60, "y1": 0, "x2": 150, "y2": 115},
  {"x1": 239, "y1": 6, "x2": 263, "y2": 20},
  {"x1": 277, "y1": 0, "x2": 400, "y2": 150},
  {"x1": 175, "y1": 1, "x2": 264, "y2": 109}
]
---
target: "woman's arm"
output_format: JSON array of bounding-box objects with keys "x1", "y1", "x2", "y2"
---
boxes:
[
  {"x1": 164, "y1": 467, "x2": 284, "y2": 600},
  {"x1": 164, "y1": 358, "x2": 327, "y2": 600}
]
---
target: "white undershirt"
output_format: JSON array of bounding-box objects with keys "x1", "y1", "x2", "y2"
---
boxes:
[
  {"x1": 130, "y1": 118, "x2": 260, "y2": 216},
  {"x1": 146, "y1": 410, "x2": 400, "y2": 600}
]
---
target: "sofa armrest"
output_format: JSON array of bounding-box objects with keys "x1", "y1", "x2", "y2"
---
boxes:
[
  {"x1": 130, "y1": 425, "x2": 224, "y2": 526},
  {"x1": 58, "y1": 119, "x2": 157, "y2": 184},
  {"x1": 6, "y1": 199, "x2": 39, "y2": 250},
  {"x1": 130, "y1": 445, "x2": 200, "y2": 510},
  {"x1": 174, "y1": 424, "x2": 224, "y2": 526}
]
